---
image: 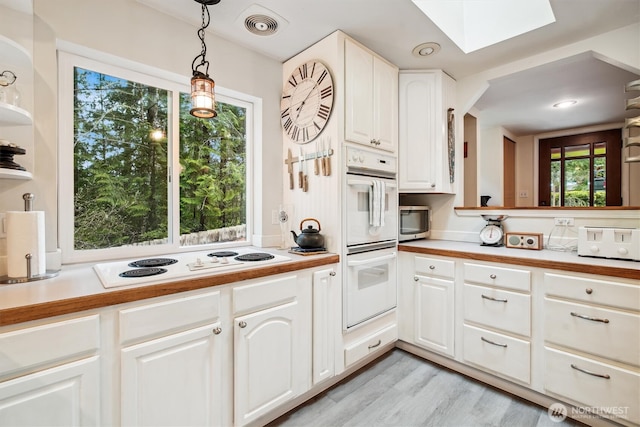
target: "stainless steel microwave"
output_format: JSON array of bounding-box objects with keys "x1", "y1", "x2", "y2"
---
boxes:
[{"x1": 399, "y1": 206, "x2": 431, "y2": 241}]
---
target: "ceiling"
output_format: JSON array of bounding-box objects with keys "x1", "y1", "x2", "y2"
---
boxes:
[{"x1": 119, "y1": 1, "x2": 640, "y2": 134}]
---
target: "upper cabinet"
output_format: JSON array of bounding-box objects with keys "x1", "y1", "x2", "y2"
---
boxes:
[
  {"x1": 399, "y1": 70, "x2": 456, "y2": 193},
  {"x1": 344, "y1": 38, "x2": 398, "y2": 154}
]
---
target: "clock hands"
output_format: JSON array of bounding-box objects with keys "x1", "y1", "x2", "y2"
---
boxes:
[{"x1": 294, "y1": 81, "x2": 319, "y2": 121}]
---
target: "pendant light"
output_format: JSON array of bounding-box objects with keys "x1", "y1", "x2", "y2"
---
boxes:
[{"x1": 190, "y1": 0, "x2": 220, "y2": 118}]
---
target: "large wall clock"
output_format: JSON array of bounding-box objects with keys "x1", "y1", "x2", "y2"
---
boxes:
[{"x1": 281, "y1": 60, "x2": 334, "y2": 144}]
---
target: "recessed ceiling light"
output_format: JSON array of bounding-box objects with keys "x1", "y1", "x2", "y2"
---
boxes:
[
  {"x1": 412, "y1": 42, "x2": 441, "y2": 57},
  {"x1": 553, "y1": 100, "x2": 577, "y2": 108}
]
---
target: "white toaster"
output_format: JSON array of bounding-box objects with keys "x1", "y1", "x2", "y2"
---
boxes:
[{"x1": 578, "y1": 226, "x2": 640, "y2": 261}]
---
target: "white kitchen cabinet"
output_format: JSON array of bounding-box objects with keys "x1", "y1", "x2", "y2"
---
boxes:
[
  {"x1": 462, "y1": 262, "x2": 532, "y2": 384},
  {"x1": 312, "y1": 267, "x2": 337, "y2": 385},
  {"x1": 232, "y1": 274, "x2": 310, "y2": 426},
  {"x1": 398, "y1": 70, "x2": 456, "y2": 193},
  {"x1": 119, "y1": 290, "x2": 225, "y2": 427},
  {"x1": 0, "y1": 315, "x2": 101, "y2": 426},
  {"x1": 344, "y1": 37, "x2": 398, "y2": 153},
  {"x1": 543, "y1": 272, "x2": 640, "y2": 425},
  {"x1": 399, "y1": 254, "x2": 456, "y2": 357}
]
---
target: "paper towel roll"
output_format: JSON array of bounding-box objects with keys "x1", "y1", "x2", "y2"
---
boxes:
[{"x1": 6, "y1": 211, "x2": 46, "y2": 278}]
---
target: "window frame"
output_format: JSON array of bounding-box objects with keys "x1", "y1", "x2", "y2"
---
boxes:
[
  {"x1": 58, "y1": 47, "x2": 259, "y2": 264},
  {"x1": 538, "y1": 129, "x2": 622, "y2": 207}
]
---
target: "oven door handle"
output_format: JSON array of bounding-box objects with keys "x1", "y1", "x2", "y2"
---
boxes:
[
  {"x1": 347, "y1": 252, "x2": 397, "y2": 267},
  {"x1": 347, "y1": 178, "x2": 397, "y2": 189}
]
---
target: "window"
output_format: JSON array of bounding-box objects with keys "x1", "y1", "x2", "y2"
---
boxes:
[
  {"x1": 538, "y1": 129, "x2": 621, "y2": 207},
  {"x1": 59, "y1": 50, "x2": 258, "y2": 263}
]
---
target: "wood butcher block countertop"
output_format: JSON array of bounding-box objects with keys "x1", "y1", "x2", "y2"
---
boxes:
[
  {"x1": 0, "y1": 248, "x2": 339, "y2": 327},
  {"x1": 399, "y1": 240, "x2": 639, "y2": 281}
]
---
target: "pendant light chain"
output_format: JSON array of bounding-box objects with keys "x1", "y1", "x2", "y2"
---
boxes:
[{"x1": 192, "y1": 3, "x2": 211, "y2": 77}]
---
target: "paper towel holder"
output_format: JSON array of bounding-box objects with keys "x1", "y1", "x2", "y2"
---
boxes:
[{"x1": 0, "y1": 193, "x2": 60, "y2": 285}]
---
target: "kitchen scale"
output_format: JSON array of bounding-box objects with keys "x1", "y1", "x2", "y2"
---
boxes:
[{"x1": 479, "y1": 215, "x2": 508, "y2": 247}]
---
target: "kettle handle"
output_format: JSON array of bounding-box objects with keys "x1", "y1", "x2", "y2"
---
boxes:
[{"x1": 300, "y1": 217, "x2": 321, "y2": 231}]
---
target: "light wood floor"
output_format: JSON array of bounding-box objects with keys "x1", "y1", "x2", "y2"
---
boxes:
[{"x1": 269, "y1": 349, "x2": 583, "y2": 427}]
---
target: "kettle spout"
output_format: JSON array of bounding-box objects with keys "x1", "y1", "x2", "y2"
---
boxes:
[{"x1": 290, "y1": 230, "x2": 298, "y2": 241}]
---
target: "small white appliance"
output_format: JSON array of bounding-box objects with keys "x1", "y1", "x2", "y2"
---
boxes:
[
  {"x1": 398, "y1": 206, "x2": 431, "y2": 241},
  {"x1": 578, "y1": 226, "x2": 640, "y2": 261}
]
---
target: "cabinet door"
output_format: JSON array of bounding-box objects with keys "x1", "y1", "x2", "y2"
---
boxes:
[
  {"x1": 121, "y1": 323, "x2": 223, "y2": 427},
  {"x1": 234, "y1": 301, "x2": 301, "y2": 426},
  {"x1": 399, "y1": 72, "x2": 438, "y2": 191},
  {"x1": 414, "y1": 274, "x2": 455, "y2": 356},
  {"x1": 312, "y1": 268, "x2": 336, "y2": 385},
  {"x1": 345, "y1": 38, "x2": 374, "y2": 146},
  {"x1": 373, "y1": 56, "x2": 398, "y2": 153},
  {"x1": 0, "y1": 356, "x2": 100, "y2": 426}
]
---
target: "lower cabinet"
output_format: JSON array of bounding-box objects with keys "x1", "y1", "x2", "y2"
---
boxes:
[
  {"x1": 0, "y1": 356, "x2": 100, "y2": 426},
  {"x1": 398, "y1": 253, "x2": 455, "y2": 357},
  {"x1": 0, "y1": 314, "x2": 101, "y2": 426},
  {"x1": 119, "y1": 290, "x2": 224, "y2": 427},
  {"x1": 543, "y1": 272, "x2": 640, "y2": 425},
  {"x1": 234, "y1": 300, "x2": 302, "y2": 425},
  {"x1": 121, "y1": 323, "x2": 224, "y2": 427},
  {"x1": 312, "y1": 268, "x2": 337, "y2": 385},
  {"x1": 232, "y1": 273, "x2": 312, "y2": 426}
]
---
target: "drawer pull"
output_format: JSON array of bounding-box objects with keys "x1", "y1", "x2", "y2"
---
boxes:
[
  {"x1": 329, "y1": 271, "x2": 336, "y2": 276},
  {"x1": 480, "y1": 336, "x2": 508, "y2": 348},
  {"x1": 414, "y1": 276, "x2": 419, "y2": 281},
  {"x1": 481, "y1": 294, "x2": 508, "y2": 303},
  {"x1": 429, "y1": 265, "x2": 436, "y2": 270},
  {"x1": 570, "y1": 363, "x2": 611, "y2": 379},
  {"x1": 490, "y1": 274, "x2": 497, "y2": 279},
  {"x1": 570, "y1": 312, "x2": 609, "y2": 324},
  {"x1": 585, "y1": 288, "x2": 593, "y2": 294},
  {"x1": 212, "y1": 327, "x2": 222, "y2": 335},
  {"x1": 368, "y1": 339, "x2": 382, "y2": 349}
]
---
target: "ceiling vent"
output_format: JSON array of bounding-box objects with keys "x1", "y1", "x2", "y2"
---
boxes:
[{"x1": 236, "y1": 4, "x2": 288, "y2": 37}]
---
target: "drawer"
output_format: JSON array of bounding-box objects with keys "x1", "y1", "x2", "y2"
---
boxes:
[
  {"x1": 464, "y1": 263, "x2": 530, "y2": 292},
  {"x1": 415, "y1": 256, "x2": 455, "y2": 279},
  {"x1": 544, "y1": 297, "x2": 640, "y2": 367},
  {"x1": 463, "y1": 284, "x2": 531, "y2": 337},
  {"x1": 544, "y1": 347, "x2": 640, "y2": 425},
  {"x1": 233, "y1": 274, "x2": 298, "y2": 315},
  {"x1": 344, "y1": 324, "x2": 397, "y2": 368},
  {"x1": 545, "y1": 273, "x2": 640, "y2": 312},
  {"x1": 0, "y1": 315, "x2": 100, "y2": 378},
  {"x1": 120, "y1": 290, "x2": 221, "y2": 345},
  {"x1": 462, "y1": 324, "x2": 530, "y2": 384}
]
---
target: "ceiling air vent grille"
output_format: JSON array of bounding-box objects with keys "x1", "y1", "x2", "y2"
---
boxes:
[{"x1": 244, "y1": 14, "x2": 279, "y2": 36}]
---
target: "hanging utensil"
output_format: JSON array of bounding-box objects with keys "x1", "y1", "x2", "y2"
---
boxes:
[
  {"x1": 314, "y1": 140, "x2": 320, "y2": 175},
  {"x1": 325, "y1": 138, "x2": 332, "y2": 176},
  {"x1": 286, "y1": 148, "x2": 294, "y2": 189},
  {"x1": 298, "y1": 148, "x2": 304, "y2": 189},
  {"x1": 320, "y1": 138, "x2": 327, "y2": 176}
]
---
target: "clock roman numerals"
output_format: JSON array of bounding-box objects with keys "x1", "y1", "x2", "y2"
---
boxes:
[{"x1": 281, "y1": 60, "x2": 334, "y2": 144}]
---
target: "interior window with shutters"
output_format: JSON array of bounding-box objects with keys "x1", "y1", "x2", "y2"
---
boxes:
[{"x1": 58, "y1": 51, "x2": 254, "y2": 263}]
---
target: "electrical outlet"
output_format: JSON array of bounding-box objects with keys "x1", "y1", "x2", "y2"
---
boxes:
[
  {"x1": 554, "y1": 217, "x2": 575, "y2": 226},
  {"x1": 271, "y1": 209, "x2": 279, "y2": 225},
  {"x1": 518, "y1": 191, "x2": 528, "y2": 198}
]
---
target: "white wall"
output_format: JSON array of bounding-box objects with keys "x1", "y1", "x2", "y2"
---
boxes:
[{"x1": 0, "y1": 0, "x2": 285, "y2": 268}]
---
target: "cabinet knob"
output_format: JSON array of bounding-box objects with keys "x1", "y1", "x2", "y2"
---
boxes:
[
  {"x1": 585, "y1": 288, "x2": 593, "y2": 294},
  {"x1": 430, "y1": 183, "x2": 436, "y2": 188},
  {"x1": 413, "y1": 276, "x2": 419, "y2": 281},
  {"x1": 329, "y1": 271, "x2": 336, "y2": 276},
  {"x1": 429, "y1": 265, "x2": 436, "y2": 270},
  {"x1": 212, "y1": 327, "x2": 222, "y2": 335},
  {"x1": 238, "y1": 321, "x2": 247, "y2": 328},
  {"x1": 490, "y1": 274, "x2": 497, "y2": 279}
]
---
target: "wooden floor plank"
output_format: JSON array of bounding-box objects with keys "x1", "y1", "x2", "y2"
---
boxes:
[{"x1": 269, "y1": 349, "x2": 582, "y2": 427}]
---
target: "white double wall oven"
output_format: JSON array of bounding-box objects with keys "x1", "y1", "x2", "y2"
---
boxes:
[{"x1": 343, "y1": 147, "x2": 398, "y2": 330}]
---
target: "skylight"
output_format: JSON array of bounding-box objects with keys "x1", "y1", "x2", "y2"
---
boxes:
[{"x1": 411, "y1": 0, "x2": 556, "y2": 54}]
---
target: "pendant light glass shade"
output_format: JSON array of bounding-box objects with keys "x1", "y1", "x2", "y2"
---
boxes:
[{"x1": 190, "y1": 71, "x2": 216, "y2": 118}]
